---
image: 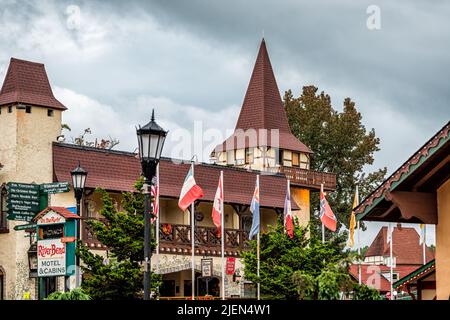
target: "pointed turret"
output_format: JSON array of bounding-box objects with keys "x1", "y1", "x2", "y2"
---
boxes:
[
  {"x1": 0, "y1": 58, "x2": 66, "y2": 110},
  {"x1": 235, "y1": 38, "x2": 291, "y2": 132},
  {"x1": 213, "y1": 39, "x2": 311, "y2": 167}
]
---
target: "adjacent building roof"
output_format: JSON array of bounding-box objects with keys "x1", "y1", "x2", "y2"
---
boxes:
[
  {"x1": 349, "y1": 264, "x2": 420, "y2": 293},
  {"x1": 214, "y1": 39, "x2": 312, "y2": 154},
  {"x1": 33, "y1": 206, "x2": 80, "y2": 221},
  {"x1": 356, "y1": 121, "x2": 449, "y2": 221},
  {"x1": 52, "y1": 142, "x2": 297, "y2": 210},
  {"x1": 365, "y1": 226, "x2": 434, "y2": 265},
  {"x1": 0, "y1": 57, "x2": 67, "y2": 110}
]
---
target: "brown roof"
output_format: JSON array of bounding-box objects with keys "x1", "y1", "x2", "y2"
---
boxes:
[
  {"x1": 349, "y1": 264, "x2": 420, "y2": 293},
  {"x1": 214, "y1": 39, "x2": 311, "y2": 154},
  {"x1": 356, "y1": 121, "x2": 449, "y2": 219},
  {"x1": 33, "y1": 206, "x2": 80, "y2": 221},
  {"x1": 365, "y1": 226, "x2": 434, "y2": 265},
  {"x1": 0, "y1": 58, "x2": 67, "y2": 110},
  {"x1": 52, "y1": 143, "x2": 297, "y2": 210}
]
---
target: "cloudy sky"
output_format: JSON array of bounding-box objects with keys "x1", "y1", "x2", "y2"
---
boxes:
[{"x1": 1, "y1": 0, "x2": 448, "y2": 246}]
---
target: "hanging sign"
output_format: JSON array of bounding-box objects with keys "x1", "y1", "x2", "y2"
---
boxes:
[
  {"x1": 226, "y1": 257, "x2": 236, "y2": 275},
  {"x1": 37, "y1": 238, "x2": 66, "y2": 277},
  {"x1": 201, "y1": 258, "x2": 213, "y2": 277}
]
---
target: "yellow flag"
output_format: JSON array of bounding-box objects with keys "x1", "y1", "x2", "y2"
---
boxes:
[{"x1": 348, "y1": 187, "x2": 359, "y2": 247}]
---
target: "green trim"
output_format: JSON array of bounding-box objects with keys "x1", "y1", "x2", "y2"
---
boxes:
[
  {"x1": 394, "y1": 259, "x2": 435, "y2": 288},
  {"x1": 358, "y1": 131, "x2": 449, "y2": 221}
]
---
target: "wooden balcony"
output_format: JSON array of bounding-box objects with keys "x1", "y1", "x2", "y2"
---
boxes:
[
  {"x1": 159, "y1": 223, "x2": 249, "y2": 257},
  {"x1": 266, "y1": 166, "x2": 336, "y2": 191},
  {"x1": 82, "y1": 220, "x2": 250, "y2": 257}
]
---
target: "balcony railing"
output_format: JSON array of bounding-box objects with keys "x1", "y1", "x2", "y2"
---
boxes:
[
  {"x1": 159, "y1": 223, "x2": 249, "y2": 257},
  {"x1": 82, "y1": 220, "x2": 250, "y2": 256},
  {"x1": 266, "y1": 166, "x2": 336, "y2": 191}
]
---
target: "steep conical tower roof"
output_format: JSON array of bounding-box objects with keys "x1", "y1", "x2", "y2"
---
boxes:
[
  {"x1": 0, "y1": 57, "x2": 66, "y2": 110},
  {"x1": 235, "y1": 38, "x2": 292, "y2": 132},
  {"x1": 215, "y1": 39, "x2": 311, "y2": 153}
]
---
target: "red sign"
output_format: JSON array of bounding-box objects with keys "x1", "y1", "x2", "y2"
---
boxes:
[{"x1": 226, "y1": 257, "x2": 236, "y2": 275}]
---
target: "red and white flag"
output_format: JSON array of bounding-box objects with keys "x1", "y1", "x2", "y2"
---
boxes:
[
  {"x1": 151, "y1": 174, "x2": 159, "y2": 224},
  {"x1": 212, "y1": 172, "x2": 223, "y2": 235},
  {"x1": 284, "y1": 181, "x2": 294, "y2": 238},
  {"x1": 320, "y1": 186, "x2": 337, "y2": 232},
  {"x1": 178, "y1": 165, "x2": 204, "y2": 211}
]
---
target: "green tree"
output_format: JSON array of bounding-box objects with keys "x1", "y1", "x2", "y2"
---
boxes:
[
  {"x1": 77, "y1": 179, "x2": 161, "y2": 299},
  {"x1": 242, "y1": 219, "x2": 381, "y2": 300},
  {"x1": 45, "y1": 288, "x2": 91, "y2": 300},
  {"x1": 284, "y1": 86, "x2": 386, "y2": 236}
]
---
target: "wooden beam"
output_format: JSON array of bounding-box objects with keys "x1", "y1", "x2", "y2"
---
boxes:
[
  {"x1": 413, "y1": 154, "x2": 450, "y2": 190},
  {"x1": 385, "y1": 191, "x2": 437, "y2": 224}
]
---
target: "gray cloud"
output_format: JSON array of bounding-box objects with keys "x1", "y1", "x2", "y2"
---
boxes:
[{"x1": 0, "y1": 0, "x2": 446, "y2": 245}]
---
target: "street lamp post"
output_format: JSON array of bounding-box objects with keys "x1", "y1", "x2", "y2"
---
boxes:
[
  {"x1": 136, "y1": 109, "x2": 167, "y2": 300},
  {"x1": 71, "y1": 161, "x2": 88, "y2": 288}
]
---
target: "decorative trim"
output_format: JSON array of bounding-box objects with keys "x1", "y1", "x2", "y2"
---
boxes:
[{"x1": 357, "y1": 122, "x2": 449, "y2": 220}]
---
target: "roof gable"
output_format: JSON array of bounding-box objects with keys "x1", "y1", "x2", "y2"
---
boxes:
[
  {"x1": 0, "y1": 58, "x2": 67, "y2": 110},
  {"x1": 34, "y1": 206, "x2": 80, "y2": 223},
  {"x1": 365, "y1": 226, "x2": 434, "y2": 265}
]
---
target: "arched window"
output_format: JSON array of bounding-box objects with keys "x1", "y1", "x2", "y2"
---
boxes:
[{"x1": 0, "y1": 184, "x2": 8, "y2": 232}]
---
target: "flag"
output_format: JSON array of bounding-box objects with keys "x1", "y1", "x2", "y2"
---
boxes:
[
  {"x1": 249, "y1": 177, "x2": 260, "y2": 240},
  {"x1": 348, "y1": 188, "x2": 359, "y2": 247},
  {"x1": 151, "y1": 174, "x2": 159, "y2": 224},
  {"x1": 212, "y1": 173, "x2": 223, "y2": 236},
  {"x1": 178, "y1": 166, "x2": 204, "y2": 211},
  {"x1": 284, "y1": 183, "x2": 294, "y2": 238},
  {"x1": 320, "y1": 188, "x2": 337, "y2": 232},
  {"x1": 419, "y1": 224, "x2": 425, "y2": 245},
  {"x1": 387, "y1": 223, "x2": 393, "y2": 244}
]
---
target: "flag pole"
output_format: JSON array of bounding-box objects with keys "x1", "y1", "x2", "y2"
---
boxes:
[
  {"x1": 257, "y1": 174, "x2": 260, "y2": 301},
  {"x1": 356, "y1": 185, "x2": 361, "y2": 285},
  {"x1": 155, "y1": 163, "x2": 160, "y2": 279},
  {"x1": 191, "y1": 161, "x2": 195, "y2": 300},
  {"x1": 423, "y1": 225, "x2": 426, "y2": 265},
  {"x1": 389, "y1": 223, "x2": 393, "y2": 300},
  {"x1": 221, "y1": 171, "x2": 225, "y2": 300},
  {"x1": 321, "y1": 183, "x2": 325, "y2": 244}
]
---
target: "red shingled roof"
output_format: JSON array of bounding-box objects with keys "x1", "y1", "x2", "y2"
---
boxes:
[
  {"x1": 214, "y1": 39, "x2": 311, "y2": 154},
  {"x1": 34, "y1": 206, "x2": 80, "y2": 221},
  {"x1": 52, "y1": 143, "x2": 296, "y2": 209},
  {"x1": 0, "y1": 58, "x2": 67, "y2": 110},
  {"x1": 365, "y1": 226, "x2": 434, "y2": 265},
  {"x1": 349, "y1": 264, "x2": 419, "y2": 293}
]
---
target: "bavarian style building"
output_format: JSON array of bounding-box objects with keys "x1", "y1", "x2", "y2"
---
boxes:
[{"x1": 0, "y1": 39, "x2": 336, "y2": 299}]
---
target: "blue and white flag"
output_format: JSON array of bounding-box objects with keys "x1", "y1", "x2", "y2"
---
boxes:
[{"x1": 249, "y1": 176, "x2": 260, "y2": 240}]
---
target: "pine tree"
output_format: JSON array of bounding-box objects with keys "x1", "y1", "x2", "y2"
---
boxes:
[{"x1": 76, "y1": 178, "x2": 161, "y2": 299}]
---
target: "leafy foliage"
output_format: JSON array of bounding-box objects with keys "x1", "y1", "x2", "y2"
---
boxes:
[
  {"x1": 284, "y1": 86, "x2": 386, "y2": 235},
  {"x1": 77, "y1": 179, "x2": 161, "y2": 299},
  {"x1": 242, "y1": 218, "x2": 380, "y2": 300},
  {"x1": 45, "y1": 288, "x2": 91, "y2": 300}
]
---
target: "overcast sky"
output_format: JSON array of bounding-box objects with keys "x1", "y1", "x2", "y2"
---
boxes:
[{"x1": 1, "y1": 0, "x2": 448, "y2": 246}]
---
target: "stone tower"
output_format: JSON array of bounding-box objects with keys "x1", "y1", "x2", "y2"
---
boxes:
[{"x1": 0, "y1": 58, "x2": 66, "y2": 299}]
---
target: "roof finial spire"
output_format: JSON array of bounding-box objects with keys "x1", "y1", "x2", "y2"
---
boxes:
[
  {"x1": 262, "y1": 29, "x2": 265, "y2": 40},
  {"x1": 151, "y1": 108, "x2": 155, "y2": 121}
]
